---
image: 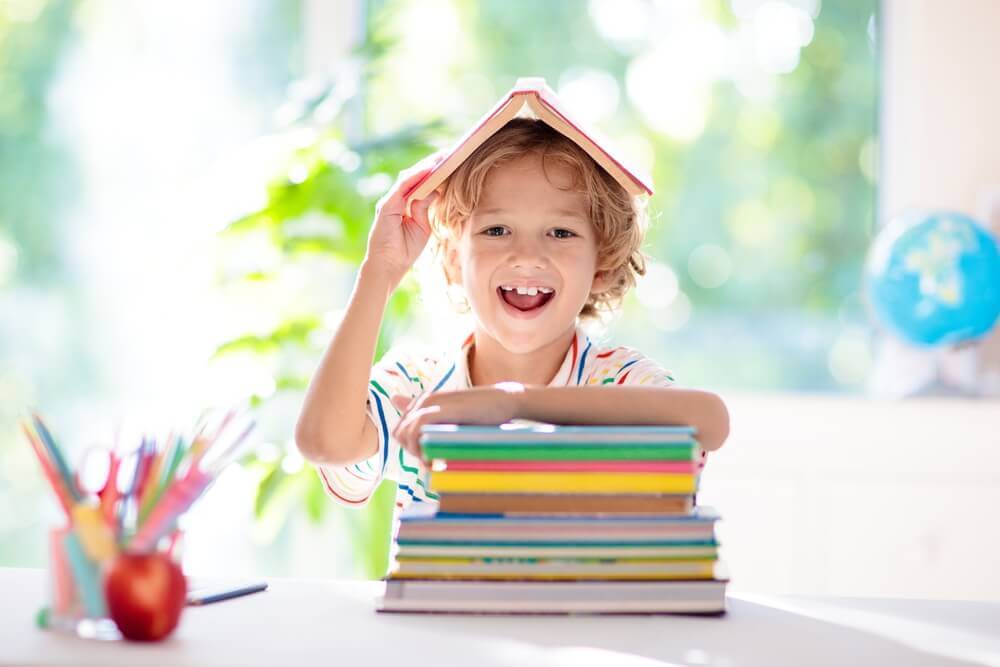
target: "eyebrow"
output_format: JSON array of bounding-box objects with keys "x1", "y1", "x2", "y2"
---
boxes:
[{"x1": 477, "y1": 207, "x2": 587, "y2": 220}]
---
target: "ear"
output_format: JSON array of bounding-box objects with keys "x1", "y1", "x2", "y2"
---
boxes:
[
  {"x1": 591, "y1": 269, "x2": 610, "y2": 295},
  {"x1": 443, "y1": 241, "x2": 463, "y2": 285}
]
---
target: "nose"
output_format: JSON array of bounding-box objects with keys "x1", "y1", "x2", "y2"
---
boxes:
[{"x1": 508, "y1": 235, "x2": 547, "y2": 270}]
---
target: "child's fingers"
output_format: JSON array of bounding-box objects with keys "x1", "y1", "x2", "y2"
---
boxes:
[
  {"x1": 376, "y1": 162, "x2": 436, "y2": 216},
  {"x1": 397, "y1": 421, "x2": 422, "y2": 459},
  {"x1": 401, "y1": 438, "x2": 424, "y2": 460},
  {"x1": 392, "y1": 152, "x2": 445, "y2": 196},
  {"x1": 409, "y1": 192, "x2": 439, "y2": 233},
  {"x1": 391, "y1": 395, "x2": 411, "y2": 412},
  {"x1": 381, "y1": 151, "x2": 447, "y2": 215},
  {"x1": 402, "y1": 406, "x2": 441, "y2": 446}
]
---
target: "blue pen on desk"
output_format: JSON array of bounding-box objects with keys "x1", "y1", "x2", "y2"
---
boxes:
[{"x1": 186, "y1": 582, "x2": 268, "y2": 606}]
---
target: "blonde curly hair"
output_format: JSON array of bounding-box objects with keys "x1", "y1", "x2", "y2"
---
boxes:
[{"x1": 428, "y1": 118, "x2": 649, "y2": 321}]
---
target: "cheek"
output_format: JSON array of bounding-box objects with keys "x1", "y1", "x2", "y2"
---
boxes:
[
  {"x1": 558, "y1": 246, "x2": 599, "y2": 278},
  {"x1": 461, "y1": 246, "x2": 501, "y2": 287}
]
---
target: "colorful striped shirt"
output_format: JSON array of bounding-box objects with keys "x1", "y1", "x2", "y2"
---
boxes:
[{"x1": 315, "y1": 327, "x2": 705, "y2": 511}]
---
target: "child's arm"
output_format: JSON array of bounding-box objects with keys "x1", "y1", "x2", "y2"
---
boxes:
[
  {"x1": 295, "y1": 158, "x2": 440, "y2": 466},
  {"x1": 515, "y1": 386, "x2": 729, "y2": 452},
  {"x1": 391, "y1": 384, "x2": 730, "y2": 456}
]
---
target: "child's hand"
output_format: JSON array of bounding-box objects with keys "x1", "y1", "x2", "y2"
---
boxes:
[
  {"x1": 363, "y1": 152, "x2": 445, "y2": 290},
  {"x1": 390, "y1": 383, "x2": 526, "y2": 460}
]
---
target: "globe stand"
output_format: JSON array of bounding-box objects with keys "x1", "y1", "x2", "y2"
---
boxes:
[
  {"x1": 869, "y1": 336, "x2": 986, "y2": 398},
  {"x1": 908, "y1": 340, "x2": 985, "y2": 398}
]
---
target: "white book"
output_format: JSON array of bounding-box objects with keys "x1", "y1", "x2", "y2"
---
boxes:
[{"x1": 378, "y1": 579, "x2": 727, "y2": 615}]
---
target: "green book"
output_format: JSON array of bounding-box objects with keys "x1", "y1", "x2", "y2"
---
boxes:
[{"x1": 421, "y1": 422, "x2": 696, "y2": 444}]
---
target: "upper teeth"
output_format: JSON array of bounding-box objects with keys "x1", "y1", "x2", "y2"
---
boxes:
[{"x1": 502, "y1": 285, "x2": 554, "y2": 296}]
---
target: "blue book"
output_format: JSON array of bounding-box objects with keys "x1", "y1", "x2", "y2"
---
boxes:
[{"x1": 420, "y1": 421, "x2": 696, "y2": 446}]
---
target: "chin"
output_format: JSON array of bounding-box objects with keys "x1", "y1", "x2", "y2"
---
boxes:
[
  {"x1": 494, "y1": 331, "x2": 549, "y2": 354},
  {"x1": 480, "y1": 310, "x2": 576, "y2": 355}
]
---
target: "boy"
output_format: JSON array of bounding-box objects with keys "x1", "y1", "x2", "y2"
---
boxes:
[{"x1": 296, "y1": 119, "x2": 729, "y2": 509}]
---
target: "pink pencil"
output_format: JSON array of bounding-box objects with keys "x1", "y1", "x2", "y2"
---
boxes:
[{"x1": 128, "y1": 469, "x2": 212, "y2": 551}]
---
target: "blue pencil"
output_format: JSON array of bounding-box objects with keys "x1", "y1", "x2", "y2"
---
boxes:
[
  {"x1": 31, "y1": 414, "x2": 82, "y2": 503},
  {"x1": 186, "y1": 582, "x2": 268, "y2": 606}
]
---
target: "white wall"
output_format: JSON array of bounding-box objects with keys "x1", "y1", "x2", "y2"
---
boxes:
[
  {"x1": 701, "y1": 394, "x2": 1000, "y2": 600},
  {"x1": 880, "y1": 0, "x2": 1000, "y2": 222}
]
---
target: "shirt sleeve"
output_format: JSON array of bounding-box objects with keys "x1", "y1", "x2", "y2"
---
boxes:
[
  {"x1": 583, "y1": 346, "x2": 676, "y2": 387},
  {"x1": 314, "y1": 347, "x2": 433, "y2": 507}
]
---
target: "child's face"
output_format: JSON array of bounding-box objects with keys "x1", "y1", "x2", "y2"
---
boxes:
[{"x1": 448, "y1": 154, "x2": 607, "y2": 353}]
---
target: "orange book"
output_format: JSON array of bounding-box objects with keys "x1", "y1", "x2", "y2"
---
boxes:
[{"x1": 404, "y1": 77, "x2": 653, "y2": 214}]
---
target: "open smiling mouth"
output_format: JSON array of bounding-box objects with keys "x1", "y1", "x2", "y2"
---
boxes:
[{"x1": 497, "y1": 285, "x2": 556, "y2": 313}]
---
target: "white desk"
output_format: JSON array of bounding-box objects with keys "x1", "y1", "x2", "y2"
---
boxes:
[{"x1": 3, "y1": 568, "x2": 998, "y2": 667}]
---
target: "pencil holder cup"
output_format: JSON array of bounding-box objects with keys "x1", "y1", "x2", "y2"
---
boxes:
[
  {"x1": 41, "y1": 526, "x2": 187, "y2": 642},
  {"x1": 42, "y1": 526, "x2": 120, "y2": 640},
  {"x1": 23, "y1": 408, "x2": 253, "y2": 641}
]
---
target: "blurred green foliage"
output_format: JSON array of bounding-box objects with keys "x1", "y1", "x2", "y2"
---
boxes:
[
  {"x1": 0, "y1": 0, "x2": 79, "y2": 286},
  {"x1": 0, "y1": 0, "x2": 307, "y2": 570},
  {"x1": 214, "y1": 43, "x2": 443, "y2": 575},
  {"x1": 0, "y1": 0, "x2": 81, "y2": 568}
]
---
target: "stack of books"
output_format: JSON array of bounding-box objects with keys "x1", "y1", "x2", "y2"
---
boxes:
[{"x1": 377, "y1": 422, "x2": 727, "y2": 614}]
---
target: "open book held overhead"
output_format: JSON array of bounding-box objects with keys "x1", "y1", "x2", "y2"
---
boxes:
[{"x1": 403, "y1": 77, "x2": 654, "y2": 215}]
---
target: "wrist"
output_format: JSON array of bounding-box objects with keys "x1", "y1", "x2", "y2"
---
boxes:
[
  {"x1": 494, "y1": 381, "x2": 527, "y2": 418},
  {"x1": 358, "y1": 260, "x2": 400, "y2": 298}
]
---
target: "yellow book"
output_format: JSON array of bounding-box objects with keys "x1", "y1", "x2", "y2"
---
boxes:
[{"x1": 429, "y1": 471, "x2": 696, "y2": 494}]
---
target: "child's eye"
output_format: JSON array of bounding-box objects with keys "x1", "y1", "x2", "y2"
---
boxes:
[
  {"x1": 551, "y1": 228, "x2": 577, "y2": 239},
  {"x1": 482, "y1": 226, "x2": 508, "y2": 237}
]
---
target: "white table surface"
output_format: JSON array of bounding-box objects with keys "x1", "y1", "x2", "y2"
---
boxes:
[{"x1": 3, "y1": 567, "x2": 999, "y2": 667}]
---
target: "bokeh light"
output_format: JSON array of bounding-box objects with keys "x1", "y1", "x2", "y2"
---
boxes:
[
  {"x1": 725, "y1": 199, "x2": 779, "y2": 249},
  {"x1": 828, "y1": 325, "x2": 873, "y2": 385},
  {"x1": 688, "y1": 244, "x2": 734, "y2": 289},
  {"x1": 649, "y1": 291, "x2": 693, "y2": 332},
  {"x1": 587, "y1": 0, "x2": 654, "y2": 53},
  {"x1": 0, "y1": 237, "x2": 18, "y2": 287},
  {"x1": 635, "y1": 261, "x2": 680, "y2": 309},
  {"x1": 625, "y1": 10, "x2": 727, "y2": 143},
  {"x1": 751, "y1": 2, "x2": 816, "y2": 74},
  {"x1": 557, "y1": 67, "x2": 620, "y2": 127},
  {"x1": 859, "y1": 136, "x2": 878, "y2": 184}
]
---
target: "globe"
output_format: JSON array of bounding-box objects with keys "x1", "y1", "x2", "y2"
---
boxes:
[{"x1": 864, "y1": 210, "x2": 1000, "y2": 347}]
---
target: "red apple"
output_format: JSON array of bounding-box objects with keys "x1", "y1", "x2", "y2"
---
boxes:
[{"x1": 103, "y1": 551, "x2": 187, "y2": 641}]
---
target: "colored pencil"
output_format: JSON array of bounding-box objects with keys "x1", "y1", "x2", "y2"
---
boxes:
[
  {"x1": 129, "y1": 468, "x2": 214, "y2": 551},
  {"x1": 31, "y1": 414, "x2": 81, "y2": 503},
  {"x1": 21, "y1": 421, "x2": 74, "y2": 519}
]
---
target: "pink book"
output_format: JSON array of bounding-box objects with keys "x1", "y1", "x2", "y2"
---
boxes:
[
  {"x1": 404, "y1": 77, "x2": 653, "y2": 214},
  {"x1": 440, "y1": 460, "x2": 695, "y2": 474}
]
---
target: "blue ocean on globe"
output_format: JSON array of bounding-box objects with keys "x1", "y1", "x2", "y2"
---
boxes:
[{"x1": 865, "y1": 211, "x2": 1000, "y2": 346}]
